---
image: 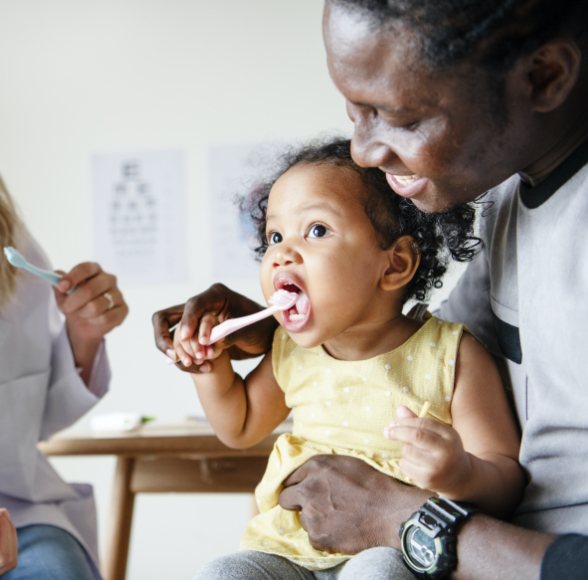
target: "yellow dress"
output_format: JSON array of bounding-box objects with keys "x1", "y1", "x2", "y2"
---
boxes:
[{"x1": 240, "y1": 315, "x2": 464, "y2": 570}]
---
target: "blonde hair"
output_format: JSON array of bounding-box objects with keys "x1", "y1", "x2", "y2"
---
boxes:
[{"x1": 0, "y1": 176, "x2": 21, "y2": 308}]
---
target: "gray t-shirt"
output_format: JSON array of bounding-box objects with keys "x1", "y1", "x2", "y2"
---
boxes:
[{"x1": 439, "y1": 140, "x2": 588, "y2": 534}]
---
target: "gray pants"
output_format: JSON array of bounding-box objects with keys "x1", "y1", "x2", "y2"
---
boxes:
[{"x1": 193, "y1": 547, "x2": 415, "y2": 579}]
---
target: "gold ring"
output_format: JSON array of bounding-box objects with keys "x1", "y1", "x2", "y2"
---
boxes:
[{"x1": 103, "y1": 291, "x2": 115, "y2": 310}]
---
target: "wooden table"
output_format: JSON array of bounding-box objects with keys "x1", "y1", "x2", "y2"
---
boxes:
[{"x1": 39, "y1": 419, "x2": 280, "y2": 580}]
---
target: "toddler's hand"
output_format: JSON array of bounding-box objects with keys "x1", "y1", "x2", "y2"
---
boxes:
[
  {"x1": 171, "y1": 313, "x2": 225, "y2": 370},
  {"x1": 384, "y1": 405, "x2": 472, "y2": 497}
]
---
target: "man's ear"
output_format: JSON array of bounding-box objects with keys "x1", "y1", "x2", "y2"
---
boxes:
[
  {"x1": 522, "y1": 39, "x2": 581, "y2": 112},
  {"x1": 380, "y1": 235, "x2": 420, "y2": 292}
]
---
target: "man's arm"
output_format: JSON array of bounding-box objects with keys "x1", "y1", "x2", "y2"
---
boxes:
[
  {"x1": 278, "y1": 455, "x2": 558, "y2": 578},
  {"x1": 455, "y1": 512, "x2": 553, "y2": 579}
]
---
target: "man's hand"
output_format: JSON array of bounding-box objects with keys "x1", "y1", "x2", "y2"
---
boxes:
[
  {"x1": 277, "y1": 456, "x2": 553, "y2": 579},
  {"x1": 0, "y1": 509, "x2": 17, "y2": 575},
  {"x1": 278, "y1": 455, "x2": 429, "y2": 554},
  {"x1": 152, "y1": 283, "x2": 277, "y2": 372}
]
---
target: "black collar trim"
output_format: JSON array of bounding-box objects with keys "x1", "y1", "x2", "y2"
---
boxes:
[{"x1": 519, "y1": 138, "x2": 588, "y2": 209}]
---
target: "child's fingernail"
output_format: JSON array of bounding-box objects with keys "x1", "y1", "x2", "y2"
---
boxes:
[
  {"x1": 181, "y1": 356, "x2": 192, "y2": 367},
  {"x1": 396, "y1": 405, "x2": 413, "y2": 418},
  {"x1": 195, "y1": 351, "x2": 204, "y2": 360},
  {"x1": 199, "y1": 362, "x2": 211, "y2": 373},
  {"x1": 383, "y1": 424, "x2": 396, "y2": 436},
  {"x1": 166, "y1": 349, "x2": 178, "y2": 361}
]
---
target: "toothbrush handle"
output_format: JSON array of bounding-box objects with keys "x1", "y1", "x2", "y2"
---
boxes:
[
  {"x1": 22, "y1": 263, "x2": 62, "y2": 286},
  {"x1": 209, "y1": 305, "x2": 278, "y2": 344}
]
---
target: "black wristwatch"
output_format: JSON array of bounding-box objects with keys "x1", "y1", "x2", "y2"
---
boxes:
[{"x1": 399, "y1": 496, "x2": 474, "y2": 579}]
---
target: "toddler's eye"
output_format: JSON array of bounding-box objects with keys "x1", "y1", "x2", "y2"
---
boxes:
[
  {"x1": 267, "y1": 231, "x2": 282, "y2": 245},
  {"x1": 307, "y1": 224, "x2": 329, "y2": 239}
]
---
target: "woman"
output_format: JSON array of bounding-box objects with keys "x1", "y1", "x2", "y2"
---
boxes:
[{"x1": 0, "y1": 176, "x2": 128, "y2": 579}]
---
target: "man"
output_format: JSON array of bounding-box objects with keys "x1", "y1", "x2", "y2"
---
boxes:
[{"x1": 154, "y1": 1, "x2": 588, "y2": 577}]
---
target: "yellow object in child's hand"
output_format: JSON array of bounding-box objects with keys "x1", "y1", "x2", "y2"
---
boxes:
[{"x1": 418, "y1": 401, "x2": 431, "y2": 418}]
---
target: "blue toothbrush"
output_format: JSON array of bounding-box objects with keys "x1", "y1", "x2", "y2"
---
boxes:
[{"x1": 3, "y1": 246, "x2": 62, "y2": 287}]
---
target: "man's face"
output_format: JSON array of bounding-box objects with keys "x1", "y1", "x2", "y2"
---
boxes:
[{"x1": 323, "y1": 2, "x2": 533, "y2": 212}]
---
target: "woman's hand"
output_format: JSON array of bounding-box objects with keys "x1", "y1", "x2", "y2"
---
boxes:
[
  {"x1": 152, "y1": 283, "x2": 277, "y2": 373},
  {"x1": 54, "y1": 262, "x2": 128, "y2": 381},
  {"x1": 278, "y1": 455, "x2": 428, "y2": 554},
  {"x1": 0, "y1": 509, "x2": 17, "y2": 575}
]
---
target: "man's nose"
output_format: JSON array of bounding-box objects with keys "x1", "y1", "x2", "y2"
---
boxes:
[{"x1": 347, "y1": 102, "x2": 396, "y2": 170}]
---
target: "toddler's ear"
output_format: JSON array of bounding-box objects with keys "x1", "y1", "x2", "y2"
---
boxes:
[{"x1": 380, "y1": 235, "x2": 420, "y2": 292}]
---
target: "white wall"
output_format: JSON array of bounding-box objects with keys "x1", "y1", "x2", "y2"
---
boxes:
[{"x1": 0, "y1": 2, "x2": 463, "y2": 578}]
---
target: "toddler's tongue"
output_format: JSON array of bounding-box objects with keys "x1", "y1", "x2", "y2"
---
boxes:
[{"x1": 294, "y1": 293, "x2": 310, "y2": 316}]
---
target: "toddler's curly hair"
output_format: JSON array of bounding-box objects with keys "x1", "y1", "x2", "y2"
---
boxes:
[{"x1": 240, "y1": 137, "x2": 479, "y2": 302}]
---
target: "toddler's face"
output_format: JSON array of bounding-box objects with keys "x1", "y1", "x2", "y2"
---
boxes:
[{"x1": 260, "y1": 162, "x2": 393, "y2": 349}]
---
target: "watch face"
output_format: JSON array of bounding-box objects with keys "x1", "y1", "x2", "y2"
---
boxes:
[{"x1": 405, "y1": 526, "x2": 437, "y2": 570}]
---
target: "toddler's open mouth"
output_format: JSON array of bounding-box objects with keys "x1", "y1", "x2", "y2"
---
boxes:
[{"x1": 275, "y1": 280, "x2": 311, "y2": 329}]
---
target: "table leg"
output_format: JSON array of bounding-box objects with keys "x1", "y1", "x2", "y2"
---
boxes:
[{"x1": 103, "y1": 456, "x2": 136, "y2": 580}]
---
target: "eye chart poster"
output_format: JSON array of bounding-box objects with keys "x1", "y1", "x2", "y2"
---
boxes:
[{"x1": 91, "y1": 150, "x2": 187, "y2": 284}]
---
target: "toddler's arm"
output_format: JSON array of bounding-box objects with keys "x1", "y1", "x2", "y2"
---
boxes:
[
  {"x1": 192, "y1": 350, "x2": 289, "y2": 449},
  {"x1": 173, "y1": 315, "x2": 289, "y2": 449},
  {"x1": 385, "y1": 333, "x2": 524, "y2": 518}
]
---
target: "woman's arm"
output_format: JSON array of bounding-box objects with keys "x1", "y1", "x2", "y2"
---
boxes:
[
  {"x1": 191, "y1": 351, "x2": 289, "y2": 449},
  {"x1": 56, "y1": 261, "x2": 128, "y2": 384}
]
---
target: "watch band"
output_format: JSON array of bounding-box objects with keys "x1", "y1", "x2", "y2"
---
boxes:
[
  {"x1": 421, "y1": 496, "x2": 473, "y2": 533},
  {"x1": 399, "y1": 496, "x2": 474, "y2": 579}
]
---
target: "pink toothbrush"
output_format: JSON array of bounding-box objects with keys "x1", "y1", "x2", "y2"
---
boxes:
[{"x1": 207, "y1": 289, "x2": 297, "y2": 344}]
